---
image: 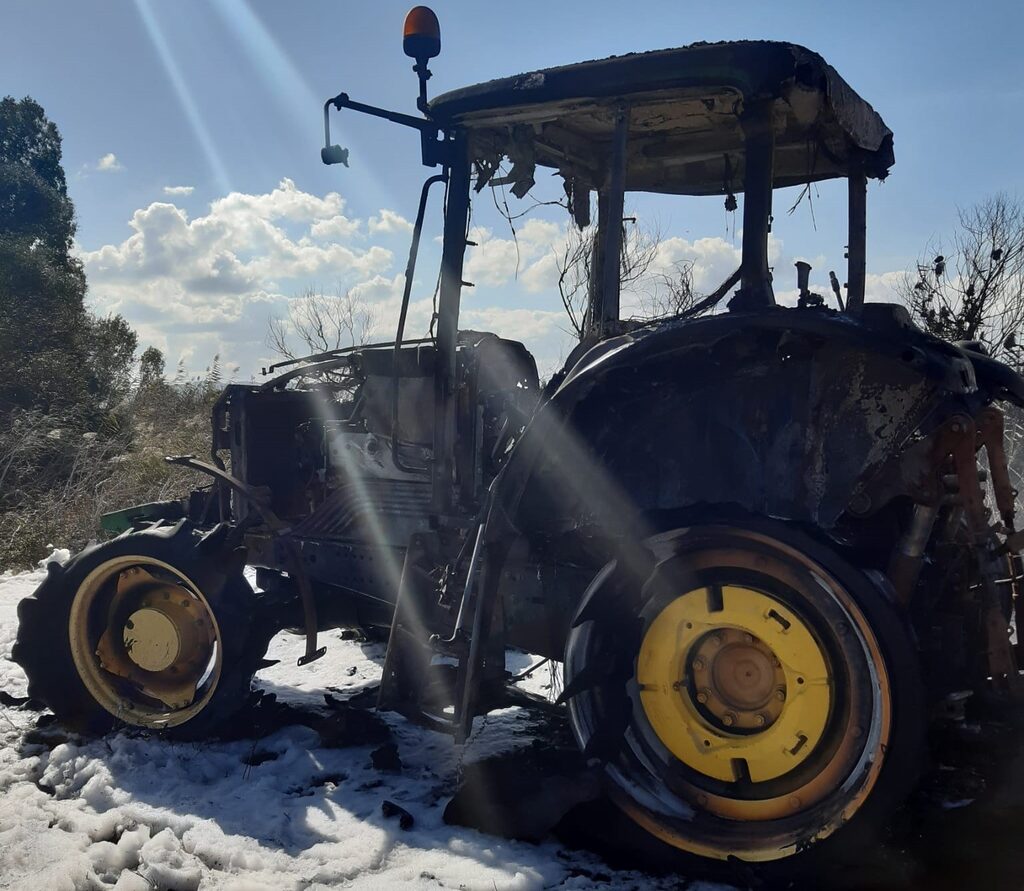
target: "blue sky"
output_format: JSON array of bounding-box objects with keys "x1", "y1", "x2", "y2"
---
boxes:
[{"x1": 4, "y1": 0, "x2": 1023, "y2": 378}]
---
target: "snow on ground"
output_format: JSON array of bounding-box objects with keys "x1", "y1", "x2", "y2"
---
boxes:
[{"x1": 0, "y1": 555, "x2": 731, "y2": 891}]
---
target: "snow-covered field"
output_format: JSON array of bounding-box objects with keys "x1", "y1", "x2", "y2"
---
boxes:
[{"x1": 0, "y1": 554, "x2": 730, "y2": 891}]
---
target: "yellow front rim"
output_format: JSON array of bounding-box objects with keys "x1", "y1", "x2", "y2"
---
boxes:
[{"x1": 68, "y1": 556, "x2": 223, "y2": 729}]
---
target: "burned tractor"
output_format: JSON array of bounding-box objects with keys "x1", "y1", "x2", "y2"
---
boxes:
[{"x1": 15, "y1": 8, "x2": 1024, "y2": 868}]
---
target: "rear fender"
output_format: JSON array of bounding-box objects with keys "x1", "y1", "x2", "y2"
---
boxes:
[{"x1": 493, "y1": 306, "x2": 980, "y2": 543}]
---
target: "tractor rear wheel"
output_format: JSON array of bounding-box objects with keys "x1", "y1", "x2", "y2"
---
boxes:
[
  {"x1": 12, "y1": 521, "x2": 274, "y2": 739},
  {"x1": 563, "y1": 521, "x2": 925, "y2": 865}
]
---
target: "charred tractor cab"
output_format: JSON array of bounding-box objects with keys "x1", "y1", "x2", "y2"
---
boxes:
[{"x1": 16, "y1": 8, "x2": 1024, "y2": 868}]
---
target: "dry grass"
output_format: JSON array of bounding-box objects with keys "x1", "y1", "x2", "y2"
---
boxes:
[{"x1": 0, "y1": 377, "x2": 221, "y2": 569}]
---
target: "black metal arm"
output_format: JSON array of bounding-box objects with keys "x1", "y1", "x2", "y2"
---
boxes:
[
  {"x1": 392, "y1": 173, "x2": 447, "y2": 472},
  {"x1": 322, "y1": 93, "x2": 452, "y2": 169},
  {"x1": 165, "y1": 455, "x2": 326, "y2": 666}
]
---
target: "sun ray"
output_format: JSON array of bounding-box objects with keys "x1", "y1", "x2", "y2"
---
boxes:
[
  {"x1": 132, "y1": 0, "x2": 232, "y2": 195},
  {"x1": 207, "y1": 0, "x2": 395, "y2": 214}
]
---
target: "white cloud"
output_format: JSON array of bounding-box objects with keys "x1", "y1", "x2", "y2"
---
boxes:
[
  {"x1": 79, "y1": 179, "x2": 399, "y2": 376},
  {"x1": 461, "y1": 306, "x2": 564, "y2": 341},
  {"x1": 463, "y1": 219, "x2": 564, "y2": 290},
  {"x1": 368, "y1": 209, "x2": 413, "y2": 235},
  {"x1": 650, "y1": 235, "x2": 744, "y2": 292},
  {"x1": 866, "y1": 270, "x2": 906, "y2": 303},
  {"x1": 310, "y1": 214, "x2": 362, "y2": 241},
  {"x1": 78, "y1": 178, "x2": 912, "y2": 384},
  {"x1": 520, "y1": 251, "x2": 560, "y2": 294},
  {"x1": 96, "y1": 153, "x2": 123, "y2": 172},
  {"x1": 210, "y1": 178, "x2": 345, "y2": 224},
  {"x1": 83, "y1": 180, "x2": 392, "y2": 297},
  {"x1": 78, "y1": 180, "x2": 578, "y2": 380},
  {"x1": 460, "y1": 220, "x2": 747, "y2": 310}
]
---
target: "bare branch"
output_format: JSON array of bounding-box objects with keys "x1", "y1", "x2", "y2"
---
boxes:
[
  {"x1": 556, "y1": 208, "x2": 717, "y2": 336},
  {"x1": 902, "y1": 194, "x2": 1024, "y2": 364},
  {"x1": 266, "y1": 284, "x2": 377, "y2": 360}
]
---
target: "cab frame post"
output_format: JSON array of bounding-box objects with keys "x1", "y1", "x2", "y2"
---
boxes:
[
  {"x1": 732, "y1": 100, "x2": 776, "y2": 310},
  {"x1": 596, "y1": 105, "x2": 631, "y2": 336},
  {"x1": 433, "y1": 131, "x2": 471, "y2": 516},
  {"x1": 846, "y1": 163, "x2": 868, "y2": 314}
]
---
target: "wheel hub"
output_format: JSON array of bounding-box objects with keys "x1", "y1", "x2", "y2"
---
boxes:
[
  {"x1": 691, "y1": 628, "x2": 786, "y2": 732},
  {"x1": 124, "y1": 608, "x2": 181, "y2": 672},
  {"x1": 637, "y1": 584, "x2": 832, "y2": 785}
]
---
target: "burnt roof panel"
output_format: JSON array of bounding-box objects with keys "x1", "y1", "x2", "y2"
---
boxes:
[{"x1": 429, "y1": 41, "x2": 894, "y2": 196}]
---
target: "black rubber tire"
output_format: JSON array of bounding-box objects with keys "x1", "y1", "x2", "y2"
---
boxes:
[
  {"x1": 12, "y1": 520, "x2": 276, "y2": 740},
  {"x1": 563, "y1": 518, "x2": 927, "y2": 875}
]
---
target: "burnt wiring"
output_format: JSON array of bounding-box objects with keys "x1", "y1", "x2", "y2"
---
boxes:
[
  {"x1": 485, "y1": 161, "x2": 571, "y2": 284},
  {"x1": 787, "y1": 138, "x2": 822, "y2": 230},
  {"x1": 491, "y1": 165, "x2": 522, "y2": 280},
  {"x1": 488, "y1": 165, "x2": 568, "y2": 221}
]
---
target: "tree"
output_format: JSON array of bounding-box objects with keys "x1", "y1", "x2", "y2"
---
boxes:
[
  {"x1": 0, "y1": 96, "x2": 136, "y2": 418},
  {"x1": 139, "y1": 346, "x2": 166, "y2": 387},
  {"x1": 555, "y1": 214, "x2": 716, "y2": 338},
  {"x1": 555, "y1": 216, "x2": 660, "y2": 338},
  {"x1": 267, "y1": 285, "x2": 377, "y2": 360},
  {"x1": 0, "y1": 95, "x2": 89, "y2": 413},
  {"x1": 902, "y1": 194, "x2": 1024, "y2": 363},
  {"x1": 638, "y1": 259, "x2": 702, "y2": 320},
  {"x1": 0, "y1": 239, "x2": 88, "y2": 412},
  {"x1": 0, "y1": 96, "x2": 76, "y2": 253},
  {"x1": 83, "y1": 314, "x2": 138, "y2": 407}
]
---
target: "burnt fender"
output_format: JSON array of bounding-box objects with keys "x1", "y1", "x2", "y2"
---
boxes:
[{"x1": 493, "y1": 305, "x2": 983, "y2": 541}]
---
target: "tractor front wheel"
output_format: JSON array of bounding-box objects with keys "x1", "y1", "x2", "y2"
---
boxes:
[{"x1": 13, "y1": 522, "x2": 274, "y2": 739}]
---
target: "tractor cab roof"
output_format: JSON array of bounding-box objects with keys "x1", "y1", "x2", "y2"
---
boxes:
[{"x1": 429, "y1": 40, "x2": 893, "y2": 199}]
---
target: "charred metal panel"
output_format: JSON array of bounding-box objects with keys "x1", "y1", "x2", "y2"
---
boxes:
[
  {"x1": 431, "y1": 41, "x2": 894, "y2": 197},
  {"x1": 292, "y1": 477, "x2": 432, "y2": 546},
  {"x1": 497, "y1": 557, "x2": 591, "y2": 659},
  {"x1": 226, "y1": 386, "x2": 346, "y2": 522},
  {"x1": 496, "y1": 306, "x2": 980, "y2": 541}
]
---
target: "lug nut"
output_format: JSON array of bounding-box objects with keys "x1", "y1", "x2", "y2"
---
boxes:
[
  {"x1": 775, "y1": 688, "x2": 786, "y2": 701},
  {"x1": 692, "y1": 658, "x2": 705, "y2": 671},
  {"x1": 722, "y1": 712, "x2": 736, "y2": 727},
  {"x1": 696, "y1": 690, "x2": 709, "y2": 704},
  {"x1": 756, "y1": 713, "x2": 768, "y2": 727}
]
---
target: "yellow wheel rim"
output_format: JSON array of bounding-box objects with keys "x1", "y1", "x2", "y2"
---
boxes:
[
  {"x1": 569, "y1": 529, "x2": 897, "y2": 861},
  {"x1": 638, "y1": 585, "x2": 832, "y2": 785},
  {"x1": 68, "y1": 556, "x2": 223, "y2": 729}
]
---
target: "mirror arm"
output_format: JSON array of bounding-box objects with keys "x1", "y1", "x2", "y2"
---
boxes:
[{"x1": 322, "y1": 93, "x2": 453, "y2": 169}]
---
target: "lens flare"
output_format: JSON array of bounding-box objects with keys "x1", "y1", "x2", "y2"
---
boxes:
[
  {"x1": 132, "y1": 0, "x2": 232, "y2": 195},
  {"x1": 207, "y1": 0, "x2": 396, "y2": 214}
]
